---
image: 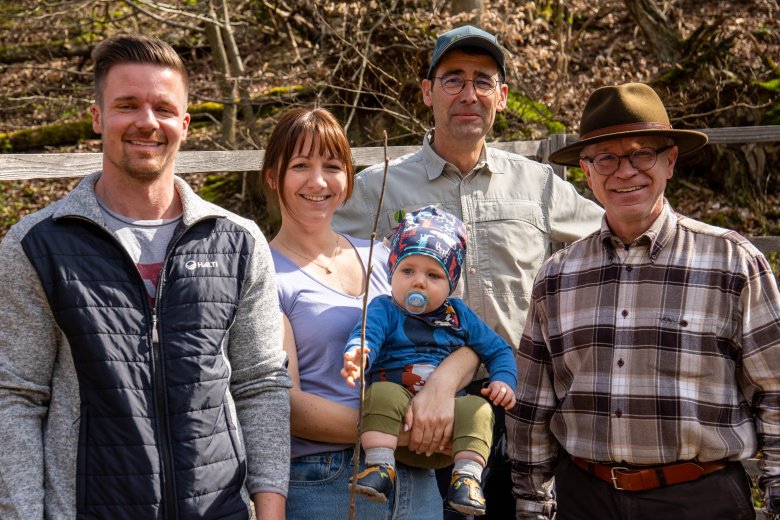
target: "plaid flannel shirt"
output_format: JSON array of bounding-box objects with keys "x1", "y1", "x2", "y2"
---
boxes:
[{"x1": 507, "y1": 201, "x2": 780, "y2": 514}]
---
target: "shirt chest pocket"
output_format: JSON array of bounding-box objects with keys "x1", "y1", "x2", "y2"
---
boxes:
[
  {"x1": 649, "y1": 311, "x2": 738, "y2": 380},
  {"x1": 470, "y1": 199, "x2": 546, "y2": 297}
]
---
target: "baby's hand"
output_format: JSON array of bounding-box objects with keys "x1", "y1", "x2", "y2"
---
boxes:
[
  {"x1": 481, "y1": 381, "x2": 516, "y2": 410},
  {"x1": 341, "y1": 347, "x2": 370, "y2": 388}
]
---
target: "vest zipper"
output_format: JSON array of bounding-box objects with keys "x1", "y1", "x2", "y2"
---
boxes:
[
  {"x1": 152, "y1": 313, "x2": 160, "y2": 344},
  {"x1": 153, "y1": 216, "x2": 213, "y2": 519},
  {"x1": 151, "y1": 310, "x2": 176, "y2": 519}
]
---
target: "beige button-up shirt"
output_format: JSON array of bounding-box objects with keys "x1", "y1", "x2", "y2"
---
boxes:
[{"x1": 333, "y1": 131, "x2": 604, "y2": 351}]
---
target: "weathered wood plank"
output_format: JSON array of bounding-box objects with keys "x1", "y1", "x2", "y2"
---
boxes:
[
  {"x1": 702, "y1": 126, "x2": 780, "y2": 144},
  {"x1": 0, "y1": 153, "x2": 104, "y2": 180},
  {"x1": 2, "y1": 126, "x2": 779, "y2": 254},
  {"x1": 0, "y1": 141, "x2": 545, "y2": 181},
  {"x1": 750, "y1": 236, "x2": 780, "y2": 255},
  {"x1": 352, "y1": 145, "x2": 420, "y2": 166},
  {"x1": 1, "y1": 126, "x2": 778, "y2": 181},
  {"x1": 555, "y1": 125, "x2": 780, "y2": 147},
  {"x1": 0, "y1": 150, "x2": 267, "y2": 181}
]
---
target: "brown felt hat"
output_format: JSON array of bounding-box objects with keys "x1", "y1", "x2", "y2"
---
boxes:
[{"x1": 549, "y1": 82, "x2": 708, "y2": 167}]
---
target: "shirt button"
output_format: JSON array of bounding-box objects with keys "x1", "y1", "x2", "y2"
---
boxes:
[
  {"x1": 615, "y1": 409, "x2": 622, "y2": 418},
  {"x1": 469, "y1": 267, "x2": 476, "y2": 274},
  {"x1": 466, "y1": 224, "x2": 473, "y2": 232},
  {"x1": 625, "y1": 265, "x2": 633, "y2": 272},
  {"x1": 621, "y1": 310, "x2": 628, "y2": 317},
  {"x1": 617, "y1": 359, "x2": 624, "y2": 367}
]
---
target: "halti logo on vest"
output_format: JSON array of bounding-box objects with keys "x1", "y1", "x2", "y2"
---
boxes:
[{"x1": 185, "y1": 260, "x2": 219, "y2": 270}]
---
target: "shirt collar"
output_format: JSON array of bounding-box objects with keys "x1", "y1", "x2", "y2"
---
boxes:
[
  {"x1": 422, "y1": 129, "x2": 498, "y2": 180},
  {"x1": 600, "y1": 199, "x2": 678, "y2": 261},
  {"x1": 53, "y1": 171, "x2": 226, "y2": 228}
]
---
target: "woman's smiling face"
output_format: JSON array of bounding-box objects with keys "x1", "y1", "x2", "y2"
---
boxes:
[{"x1": 279, "y1": 134, "x2": 349, "y2": 226}]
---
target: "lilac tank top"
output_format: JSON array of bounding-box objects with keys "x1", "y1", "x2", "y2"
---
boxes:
[{"x1": 272, "y1": 234, "x2": 391, "y2": 458}]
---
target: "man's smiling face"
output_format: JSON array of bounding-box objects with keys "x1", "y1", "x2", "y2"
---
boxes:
[
  {"x1": 92, "y1": 62, "x2": 190, "y2": 183},
  {"x1": 580, "y1": 136, "x2": 677, "y2": 243}
]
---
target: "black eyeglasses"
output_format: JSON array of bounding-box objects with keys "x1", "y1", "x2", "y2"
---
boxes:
[
  {"x1": 432, "y1": 75, "x2": 500, "y2": 96},
  {"x1": 580, "y1": 145, "x2": 673, "y2": 176}
]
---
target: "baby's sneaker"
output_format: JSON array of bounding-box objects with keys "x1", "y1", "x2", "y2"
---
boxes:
[
  {"x1": 447, "y1": 471, "x2": 486, "y2": 516},
  {"x1": 351, "y1": 463, "x2": 396, "y2": 503}
]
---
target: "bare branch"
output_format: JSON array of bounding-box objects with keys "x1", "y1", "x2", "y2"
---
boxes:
[
  {"x1": 122, "y1": 0, "x2": 204, "y2": 32},
  {"x1": 343, "y1": 0, "x2": 399, "y2": 132},
  {"x1": 285, "y1": 19, "x2": 303, "y2": 64},
  {"x1": 672, "y1": 102, "x2": 772, "y2": 122},
  {"x1": 130, "y1": 0, "x2": 217, "y2": 26}
]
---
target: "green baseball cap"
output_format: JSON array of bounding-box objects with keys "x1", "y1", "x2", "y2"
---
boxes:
[{"x1": 428, "y1": 25, "x2": 506, "y2": 79}]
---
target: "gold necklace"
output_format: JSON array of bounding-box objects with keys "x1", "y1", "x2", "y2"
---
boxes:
[{"x1": 278, "y1": 235, "x2": 341, "y2": 275}]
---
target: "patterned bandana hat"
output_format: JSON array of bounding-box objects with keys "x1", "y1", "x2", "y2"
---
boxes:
[{"x1": 387, "y1": 206, "x2": 467, "y2": 294}]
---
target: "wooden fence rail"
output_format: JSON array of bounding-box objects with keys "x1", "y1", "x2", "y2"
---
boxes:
[{"x1": 2, "y1": 125, "x2": 779, "y2": 254}]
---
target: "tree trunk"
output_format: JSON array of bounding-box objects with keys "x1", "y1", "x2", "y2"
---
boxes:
[
  {"x1": 204, "y1": 2, "x2": 237, "y2": 148},
  {"x1": 624, "y1": 0, "x2": 683, "y2": 64},
  {"x1": 219, "y1": 1, "x2": 257, "y2": 141}
]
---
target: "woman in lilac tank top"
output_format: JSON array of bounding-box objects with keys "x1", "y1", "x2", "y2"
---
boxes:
[{"x1": 261, "y1": 108, "x2": 479, "y2": 519}]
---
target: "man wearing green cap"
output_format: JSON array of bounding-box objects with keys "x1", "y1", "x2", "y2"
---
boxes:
[
  {"x1": 334, "y1": 24, "x2": 603, "y2": 519},
  {"x1": 507, "y1": 82, "x2": 780, "y2": 519}
]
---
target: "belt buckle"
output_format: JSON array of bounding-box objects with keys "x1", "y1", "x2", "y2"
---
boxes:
[{"x1": 610, "y1": 466, "x2": 629, "y2": 490}]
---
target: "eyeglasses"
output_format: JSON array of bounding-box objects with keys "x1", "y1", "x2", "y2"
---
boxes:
[
  {"x1": 432, "y1": 75, "x2": 500, "y2": 96},
  {"x1": 580, "y1": 145, "x2": 673, "y2": 176}
]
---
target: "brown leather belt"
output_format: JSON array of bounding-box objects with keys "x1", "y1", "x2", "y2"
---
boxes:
[{"x1": 570, "y1": 455, "x2": 727, "y2": 491}]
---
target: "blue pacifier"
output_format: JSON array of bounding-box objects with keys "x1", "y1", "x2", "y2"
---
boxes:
[{"x1": 405, "y1": 291, "x2": 428, "y2": 315}]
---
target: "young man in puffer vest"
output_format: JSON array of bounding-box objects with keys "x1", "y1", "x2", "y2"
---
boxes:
[{"x1": 0, "y1": 34, "x2": 291, "y2": 520}]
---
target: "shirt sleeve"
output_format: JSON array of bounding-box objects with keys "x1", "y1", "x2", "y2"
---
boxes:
[
  {"x1": 738, "y1": 249, "x2": 780, "y2": 494},
  {"x1": 333, "y1": 166, "x2": 382, "y2": 240},
  {"x1": 227, "y1": 226, "x2": 293, "y2": 497},
  {"x1": 0, "y1": 227, "x2": 59, "y2": 519},
  {"x1": 505, "y1": 273, "x2": 559, "y2": 513},
  {"x1": 456, "y1": 301, "x2": 517, "y2": 387},
  {"x1": 345, "y1": 296, "x2": 393, "y2": 370},
  {"x1": 547, "y1": 170, "x2": 603, "y2": 244}
]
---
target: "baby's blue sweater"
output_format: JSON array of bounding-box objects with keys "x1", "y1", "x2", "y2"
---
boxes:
[{"x1": 345, "y1": 295, "x2": 517, "y2": 388}]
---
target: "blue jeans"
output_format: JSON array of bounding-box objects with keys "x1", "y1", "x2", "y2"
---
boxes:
[{"x1": 286, "y1": 447, "x2": 443, "y2": 520}]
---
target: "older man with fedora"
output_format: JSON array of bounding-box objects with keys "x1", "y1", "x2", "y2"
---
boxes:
[{"x1": 506, "y1": 82, "x2": 780, "y2": 519}]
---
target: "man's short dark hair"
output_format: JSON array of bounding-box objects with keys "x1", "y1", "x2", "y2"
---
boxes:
[
  {"x1": 92, "y1": 33, "x2": 189, "y2": 106},
  {"x1": 428, "y1": 45, "x2": 506, "y2": 84}
]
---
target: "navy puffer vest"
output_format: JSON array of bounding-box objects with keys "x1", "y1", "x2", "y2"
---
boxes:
[{"x1": 22, "y1": 215, "x2": 253, "y2": 519}]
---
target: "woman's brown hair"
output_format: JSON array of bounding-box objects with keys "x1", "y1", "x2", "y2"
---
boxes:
[{"x1": 261, "y1": 107, "x2": 354, "y2": 213}]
